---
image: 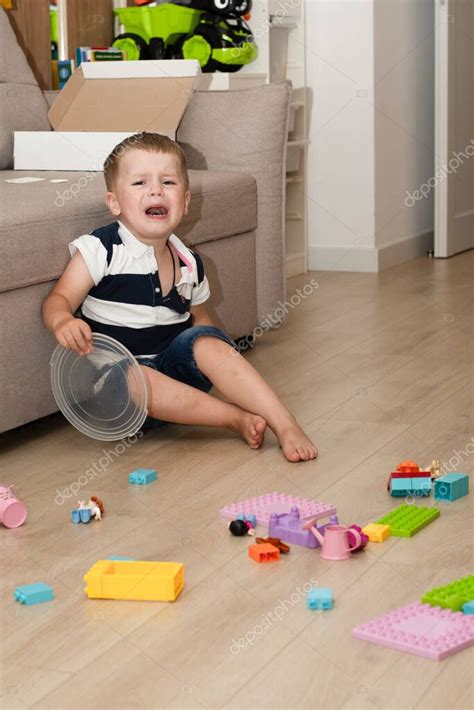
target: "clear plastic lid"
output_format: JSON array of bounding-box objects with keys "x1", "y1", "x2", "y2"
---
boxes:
[{"x1": 50, "y1": 334, "x2": 148, "y2": 441}]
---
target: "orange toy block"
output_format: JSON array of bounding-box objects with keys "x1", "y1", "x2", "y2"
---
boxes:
[
  {"x1": 397, "y1": 460, "x2": 420, "y2": 474},
  {"x1": 248, "y1": 543, "x2": 280, "y2": 563},
  {"x1": 362, "y1": 523, "x2": 391, "y2": 543}
]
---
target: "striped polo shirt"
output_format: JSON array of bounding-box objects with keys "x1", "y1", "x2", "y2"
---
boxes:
[{"x1": 69, "y1": 220, "x2": 210, "y2": 356}]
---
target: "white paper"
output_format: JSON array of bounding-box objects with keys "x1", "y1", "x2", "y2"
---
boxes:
[{"x1": 4, "y1": 177, "x2": 45, "y2": 184}]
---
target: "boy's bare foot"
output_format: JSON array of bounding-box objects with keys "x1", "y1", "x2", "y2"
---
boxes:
[
  {"x1": 230, "y1": 411, "x2": 267, "y2": 449},
  {"x1": 275, "y1": 418, "x2": 318, "y2": 462}
]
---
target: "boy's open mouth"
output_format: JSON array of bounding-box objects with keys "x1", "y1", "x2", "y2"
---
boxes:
[{"x1": 145, "y1": 205, "x2": 168, "y2": 219}]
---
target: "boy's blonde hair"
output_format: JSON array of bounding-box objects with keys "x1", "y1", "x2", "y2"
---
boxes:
[{"x1": 103, "y1": 132, "x2": 189, "y2": 191}]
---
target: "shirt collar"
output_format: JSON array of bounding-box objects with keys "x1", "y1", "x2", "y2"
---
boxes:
[
  {"x1": 117, "y1": 221, "x2": 151, "y2": 258},
  {"x1": 117, "y1": 221, "x2": 195, "y2": 277}
]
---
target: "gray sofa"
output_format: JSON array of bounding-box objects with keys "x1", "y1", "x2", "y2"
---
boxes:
[{"x1": 0, "y1": 8, "x2": 290, "y2": 434}]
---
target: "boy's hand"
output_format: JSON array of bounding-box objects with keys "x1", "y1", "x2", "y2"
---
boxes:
[{"x1": 53, "y1": 316, "x2": 93, "y2": 356}]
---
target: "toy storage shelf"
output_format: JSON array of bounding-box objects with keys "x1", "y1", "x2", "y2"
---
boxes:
[{"x1": 240, "y1": 0, "x2": 308, "y2": 277}]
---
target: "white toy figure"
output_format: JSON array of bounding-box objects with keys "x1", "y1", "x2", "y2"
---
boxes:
[
  {"x1": 78, "y1": 496, "x2": 104, "y2": 521},
  {"x1": 429, "y1": 459, "x2": 442, "y2": 479}
]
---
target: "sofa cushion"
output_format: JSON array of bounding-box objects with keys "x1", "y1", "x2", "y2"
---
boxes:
[
  {"x1": 0, "y1": 84, "x2": 51, "y2": 169},
  {"x1": 0, "y1": 168, "x2": 257, "y2": 293},
  {"x1": 178, "y1": 83, "x2": 290, "y2": 325}
]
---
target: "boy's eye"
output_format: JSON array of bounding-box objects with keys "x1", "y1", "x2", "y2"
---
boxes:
[
  {"x1": 163, "y1": 180, "x2": 175, "y2": 185},
  {"x1": 132, "y1": 180, "x2": 145, "y2": 186}
]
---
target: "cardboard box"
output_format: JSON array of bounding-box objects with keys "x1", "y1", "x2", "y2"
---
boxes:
[
  {"x1": 48, "y1": 59, "x2": 201, "y2": 132},
  {"x1": 14, "y1": 60, "x2": 200, "y2": 171},
  {"x1": 197, "y1": 72, "x2": 266, "y2": 91},
  {"x1": 14, "y1": 131, "x2": 151, "y2": 171}
]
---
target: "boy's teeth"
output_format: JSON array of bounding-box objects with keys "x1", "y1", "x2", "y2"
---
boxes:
[{"x1": 147, "y1": 207, "x2": 166, "y2": 216}]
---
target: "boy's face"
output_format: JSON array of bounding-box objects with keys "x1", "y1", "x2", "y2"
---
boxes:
[{"x1": 105, "y1": 149, "x2": 190, "y2": 243}]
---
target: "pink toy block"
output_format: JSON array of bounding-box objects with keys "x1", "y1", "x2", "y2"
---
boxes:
[
  {"x1": 219, "y1": 492, "x2": 337, "y2": 528},
  {"x1": 353, "y1": 602, "x2": 474, "y2": 661}
]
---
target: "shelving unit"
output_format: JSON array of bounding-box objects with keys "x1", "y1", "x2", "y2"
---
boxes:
[{"x1": 240, "y1": 0, "x2": 308, "y2": 277}]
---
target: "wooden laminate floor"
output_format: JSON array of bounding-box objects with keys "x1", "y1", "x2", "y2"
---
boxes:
[{"x1": 0, "y1": 253, "x2": 473, "y2": 710}]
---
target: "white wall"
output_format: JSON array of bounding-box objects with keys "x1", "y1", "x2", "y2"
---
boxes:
[
  {"x1": 374, "y1": 0, "x2": 434, "y2": 263},
  {"x1": 306, "y1": 0, "x2": 434, "y2": 271}
]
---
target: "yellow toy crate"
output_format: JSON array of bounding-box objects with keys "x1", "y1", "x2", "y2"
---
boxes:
[{"x1": 84, "y1": 560, "x2": 184, "y2": 601}]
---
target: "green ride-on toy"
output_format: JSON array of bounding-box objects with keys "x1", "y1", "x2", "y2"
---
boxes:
[{"x1": 112, "y1": 0, "x2": 257, "y2": 72}]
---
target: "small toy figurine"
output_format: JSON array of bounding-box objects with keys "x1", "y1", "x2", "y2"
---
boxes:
[
  {"x1": 77, "y1": 496, "x2": 104, "y2": 521},
  {"x1": 229, "y1": 515, "x2": 255, "y2": 536},
  {"x1": 429, "y1": 459, "x2": 443, "y2": 479}
]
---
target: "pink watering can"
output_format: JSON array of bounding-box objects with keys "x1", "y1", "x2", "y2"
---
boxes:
[
  {"x1": 0, "y1": 485, "x2": 27, "y2": 528},
  {"x1": 303, "y1": 520, "x2": 362, "y2": 560}
]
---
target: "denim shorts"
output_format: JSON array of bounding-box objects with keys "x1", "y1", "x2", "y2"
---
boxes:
[{"x1": 136, "y1": 325, "x2": 236, "y2": 429}]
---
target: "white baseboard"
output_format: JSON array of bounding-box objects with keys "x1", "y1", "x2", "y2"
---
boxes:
[
  {"x1": 308, "y1": 230, "x2": 434, "y2": 272},
  {"x1": 307, "y1": 244, "x2": 379, "y2": 272},
  {"x1": 378, "y1": 230, "x2": 434, "y2": 270}
]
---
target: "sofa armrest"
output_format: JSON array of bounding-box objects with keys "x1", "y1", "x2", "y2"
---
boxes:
[
  {"x1": 177, "y1": 82, "x2": 291, "y2": 326},
  {"x1": 43, "y1": 90, "x2": 60, "y2": 108}
]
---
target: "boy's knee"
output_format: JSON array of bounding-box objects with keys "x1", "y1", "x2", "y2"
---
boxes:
[{"x1": 193, "y1": 335, "x2": 227, "y2": 354}]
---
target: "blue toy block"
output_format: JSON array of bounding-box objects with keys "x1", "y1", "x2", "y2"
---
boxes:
[
  {"x1": 434, "y1": 473, "x2": 469, "y2": 502},
  {"x1": 128, "y1": 468, "x2": 157, "y2": 485},
  {"x1": 307, "y1": 587, "x2": 333, "y2": 610},
  {"x1": 390, "y1": 478, "x2": 412, "y2": 496},
  {"x1": 14, "y1": 583, "x2": 54, "y2": 605},
  {"x1": 462, "y1": 600, "x2": 474, "y2": 614},
  {"x1": 107, "y1": 556, "x2": 135, "y2": 561},
  {"x1": 411, "y1": 477, "x2": 432, "y2": 497}
]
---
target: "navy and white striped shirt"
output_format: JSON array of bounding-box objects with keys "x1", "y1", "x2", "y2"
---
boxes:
[{"x1": 69, "y1": 221, "x2": 210, "y2": 356}]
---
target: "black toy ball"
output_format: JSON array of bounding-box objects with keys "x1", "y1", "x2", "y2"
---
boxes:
[{"x1": 229, "y1": 519, "x2": 248, "y2": 536}]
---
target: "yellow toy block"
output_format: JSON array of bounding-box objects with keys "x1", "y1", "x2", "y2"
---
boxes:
[
  {"x1": 84, "y1": 560, "x2": 184, "y2": 601},
  {"x1": 362, "y1": 523, "x2": 391, "y2": 543}
]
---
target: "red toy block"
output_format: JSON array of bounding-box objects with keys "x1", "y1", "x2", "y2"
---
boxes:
[{"x1": 248, "y1": 543, "x2": 280, "y2": 563}]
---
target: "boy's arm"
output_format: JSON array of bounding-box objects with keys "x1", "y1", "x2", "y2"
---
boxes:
[
  {"x1": 190, "y1": 303, "x2": 215, "y2": 328},
  {"x1": 42, "y1": 252, "x2": 95, "y2": 355}
]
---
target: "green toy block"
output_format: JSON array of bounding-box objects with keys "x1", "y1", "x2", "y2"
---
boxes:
[
  {"x1": 422, "y1": 575, "x2": 474, "y2": 612},
  {"x1": 376, "y1": 503, "x2": 440, "y2": 537}
]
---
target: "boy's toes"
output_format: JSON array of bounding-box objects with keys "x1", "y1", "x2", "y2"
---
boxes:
[
  {"x1": 282, "y1": 443, "x2": 301, "y2": 463},
  {"x1": 240, "y1": 414, "x2": 267, "y2": 449},
  {"x1": 278, "y1": 424, "x2": 318, "y2": 463},
  {"x1": 298, "y1": 447, "x2": 310, "y2": 461}
]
